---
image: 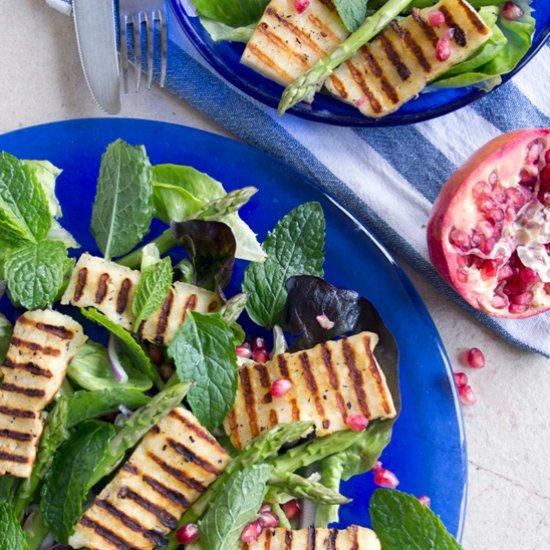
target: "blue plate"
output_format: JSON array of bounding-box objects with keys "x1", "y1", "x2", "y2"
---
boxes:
[
  {"x1": 0, "y1": 118, "x2": 466, "y2": 540},
  {"x1": 171, "y1": 0, "x2": 550, "y2": 127}
]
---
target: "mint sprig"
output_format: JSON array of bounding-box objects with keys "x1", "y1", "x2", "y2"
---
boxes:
[
  {"x1": 243, "y1": 202, "x2": 325, "y2": 328},
  {"x1": 333, "y1": 0, "x2": 368, "y2": 32},
  {"x1": 0, "y1": 502, "x2": 29, "y2": 550},
  {"x1": 370, "y1": 489, "x2": 463, "y2": 549}
]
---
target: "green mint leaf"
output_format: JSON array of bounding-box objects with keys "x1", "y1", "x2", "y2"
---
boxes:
[
  {"x1": 370, "y1": 489, "x2": 463, "y2": 550},
  {"x1": 199, "y1": 464, "x2": 271, "y2": 550},
  {"x1": 40, "y1": 421, "x2": 116, "y2": 544},
  {"x1": 243, "y1": 202, "x2": 325, "y2": 327},
  {"x1": 91, "y1": 140, "x2": 154, "y2": 259},
  {"x1": 0, "y1": 152, "x2": 52, "y2": 246},
  {"x1": 333, "y1": 0, "x2": 368, "y2": 32},
  {"x1": 0, "y1": 502, "x2": 29, "y2": 550},
  {"x1": 80, "y1": 311, "x2": 163, "y2": 389},
  {"x1": 190, "y1": 0, "x2": 269, "y2": 26},
  {"x1": 0, "y1": 314, "x2": 12, "y2": 364},
  {"x1": 168, "y1": 312, "x2": 237, "y2": 431},
  {"x1": 4, "y1": 240, "x2": 68, "y2": 309},
  {"x1": 66, "y1": 388, "x2": 150, "y2": 428},
  {"x1": 132, "y1": 256, "x2": 173, "y2": 328}
]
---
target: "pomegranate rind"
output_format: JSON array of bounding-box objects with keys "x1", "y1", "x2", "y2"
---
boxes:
[{"x1": 427, "y1": 129, "x2": 550, "y2": 318}]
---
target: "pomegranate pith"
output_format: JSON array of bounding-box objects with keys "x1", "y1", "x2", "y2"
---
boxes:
[{"x1": 427, "y1": 130, "x2": 550, "y2": 319}]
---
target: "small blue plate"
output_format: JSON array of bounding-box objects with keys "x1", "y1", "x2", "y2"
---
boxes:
[
  {"x1": 171, "y1": 0, "x2": 550, "y2": 127},
  {"x1": 0, "y1": 119, "x2": 466, "y2": 540}
]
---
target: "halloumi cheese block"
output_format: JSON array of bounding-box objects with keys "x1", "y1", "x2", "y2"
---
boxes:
[
  {"x1": 0, "y1": 310, "x2": 86, "y2": 477},
  {"x1": 225, "y1": 331, "x2": 396, "y2": 450},
  {"x1": 69, "y1": 407, "x2": 230, "y2": 550},
  {"x1": 242, "y1": 0, "x2": 348, "y2": 88},
  {"x1": 61, "y1": 254, "x2": 221, "y2": 344},
  {"x1": 325, "y1": 0, "x2": 491, "y2": 117},
  {"x1": 242, "y1": 526, "x2": 381, "y2": 549}
]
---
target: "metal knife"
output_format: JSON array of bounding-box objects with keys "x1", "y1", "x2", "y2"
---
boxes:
[{"x1": 73, "y1": 0, "x2": 121, "y2": 114}]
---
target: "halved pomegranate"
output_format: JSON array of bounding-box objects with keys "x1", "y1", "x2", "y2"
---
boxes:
[{"x1": 428, "y1": 129, "x2": 550, "y2": 318}]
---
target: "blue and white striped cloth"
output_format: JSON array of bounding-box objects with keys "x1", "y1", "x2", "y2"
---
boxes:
[{"x1": 50, "y1": 0, "x2": 550, "y2": 356}]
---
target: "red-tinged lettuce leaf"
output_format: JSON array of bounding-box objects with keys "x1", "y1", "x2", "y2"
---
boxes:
[
  {"x1": 282, "y1": 275, "x2": 400, "y2": 415},
  {"x1": 170, "y1": 220, "x2": 236, "y2": 296}
]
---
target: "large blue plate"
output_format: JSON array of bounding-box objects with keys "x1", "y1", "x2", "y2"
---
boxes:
[
  {"x1": 171, "y1": 0, "x2": 550, "y2": 127},
  {"x1": 0, "y1": 118, "x2": 467, "y2": 540}
]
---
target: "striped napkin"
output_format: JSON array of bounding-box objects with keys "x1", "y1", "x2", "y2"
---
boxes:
[{"x1": 49, "y1": 0, "x2": 550, "y2": 357}]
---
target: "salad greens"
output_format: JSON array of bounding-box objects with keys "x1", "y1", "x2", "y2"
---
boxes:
[
  {"x1": 190, "y1": 0, "x2": 268, "y2": 27},
  {"x1": 90, "y1": 139, "x2": 154, "y2": 259},
  {"x1": 0, "y1": 502, "x2": 29, "y2": 550},
  {"x1": 168, "y1": 312, "x2": 237, "y2": 431},
  {"x1": 0, "y1": 313, "x2": 12, "y2": 362},
  {"x1": 333, "y1": 0, "x2": 369, "y2": 33},
  {"x1": 243, "y1": 202, "x2": 325, "y2": 328}
]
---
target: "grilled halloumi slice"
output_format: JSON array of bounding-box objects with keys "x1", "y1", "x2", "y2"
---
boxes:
[
  {"x1": 69, "y1": 407, "x2": 230, "y2": 550},
  {"x1": 242, "y1": 526, "x2": 381, "y2": 549},
  {"x1": 242, "y1": 0, "x2": 348, "y2": 88},
  {"x1": 325, "y1": 0, "x2": 491, "y2": 117},
  {"x1": 225, "y1": 331, "x2": 396, "y2": 450},
  {"x1": 0, "y1": 310, "x2": 86, "y2": 477},
  {"x1": 61, "y1": 254, "x2": 221, "y2": 344}
]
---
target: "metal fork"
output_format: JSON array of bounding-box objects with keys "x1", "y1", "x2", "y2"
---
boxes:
[{"x1": 118, "y1": 0, "x2": 168, "y2": 93}]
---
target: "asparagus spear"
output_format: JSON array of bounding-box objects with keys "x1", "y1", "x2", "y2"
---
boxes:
[
  {"x1": 167, "y1": 422, "x2": 313, "y2": 548},
  {"x1": 89, "y1": 382, "x2": 191, "y2": 486},
  {"x1": 13, "y1": 398, "x2": 68, "y2": 517},
  {"x1": 24, "y1": 511, "x2": 48, "y2": 550},
  {"x1": 194, "y1": 187, "x2": 258, "y2": 221},
  {"x1": 269, "y1": 469, "x2": 350, "y2": 505},
  {"x1": 278, "y1": 0, "x2": 413, "y2": 114}
]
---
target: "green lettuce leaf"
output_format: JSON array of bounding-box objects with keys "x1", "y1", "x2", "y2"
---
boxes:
[
  {"x1": 200, "y1": 17, "x2": 256, "y2": 43},
  {"x1": 4, "y1": 240, "x2": 70, "y2": 309},
  {"x1": 199, "y1": 464, "x2": 271, "y2": 550},
  {"x1": 67, "y1": 341, "x2": 153, "y2": 392},
  {"x1": 0, "y1": 152, "x2": 51, "y2": 246},
  {"x1": 333, "y1": 0, "x2": 368, "y2": 32},
  {"x1": 0, "y1": 313, "x2": 12, "y2": 364},
  {"x1": 40, "y1": 421, "x2": 116, "y2": 544},
  {"x1": 370, "y1": 489, "x2": 463, "y2": 549},
  {"x1": 190, "y1": 0, "x2": 268, "y2": 27},
  {"x1": 0, "y1": 502, "x2": 29, "y2": 550},
  {"x1": 168, "y1": 312, "x2": 237, "y2": 431},
  {"x1": 91, "y1": 140, "x2": 154, "y2": 259},
  {"x1": 152, "y1": 164, "x2": 265, "y2": 262},
  {"x1": 243, "y1": 202, "x2": 325, "y2": 328}
]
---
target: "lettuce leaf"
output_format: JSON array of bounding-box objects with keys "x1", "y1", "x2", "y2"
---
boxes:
[
  {"x1": 200, "y1": 17, "x2": 256, "y2": 43},
  {"x1": 190, "y1": 0, "x2": 269, "y2": 27}
]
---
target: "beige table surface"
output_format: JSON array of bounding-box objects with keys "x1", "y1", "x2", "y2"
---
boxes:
[{"x1": 1, "y1": 2, "x2": 549, "y2": 549}]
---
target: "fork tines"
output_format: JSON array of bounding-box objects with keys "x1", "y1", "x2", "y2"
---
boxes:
[{"x1": 119, "y1": 0, "x2": 167, "y2": 93}]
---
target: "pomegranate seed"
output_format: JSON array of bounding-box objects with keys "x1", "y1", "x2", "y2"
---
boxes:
[
  {"x1": 252, "y1": 349, "x2": 270, "y2": 363},
  {"x1": 449, "y1": 228, "x2": 470, "y2": 250},
  {"x1": 480, "y1": 260, "x2": 497, "y2": 280},
  {"x1": 506, "y1": 188, "x2": 527, "y2": 211},
  {"x1": 519, "y1": 268, "x2": 539, "y2": 284},
  {"x1": 345, "y1": 414, "x2": 369, "y2": 432},
  {"x1": 541, "y1": 167, "x2": 550, "y2": 188},
  {"x1": 270, "y1": 379, "x2": 292, "y2": 397},
  {"x1": 241, "y1": 520, "x2": 263, "y2": 543},
  {"x1": 492, "y1": 184, "x2": 506, "y2": 204},
  {"x1": 490, "y1": 294, "x2": 508, "y2": 309},
  {"x1": 510, "y1": 291, "x2": 533, "y2": 306},
  {"x1": 454, "y1": 372, "x2": 468, "y2": 387},
  {"x1": 176, "y1": 523, "x2": 200, "y2": 545},
  {"x1": 509, "y1": 303, "x2": 529, "y2": 314},
  {"x1": 282, "y1": 500, "x2": 301, "y2": 521},
  {"x1": 545, "y1": 149, "x2": 550, "y2": 164},
  {"x1": 488, "y1": 171, "x2": 499, "y2": 185},
  {"x1": 487, "y1": 208, "x2": 504, "y2": 222},
  {"x1": 373, "y1": 467, "x2": 400, "y2": 489},
  {"x1": 252, "y1": 337, "x2": 267, "y2": 351},
  {"x1": 236, "y1": 343, "x2": 252, "y2": 358},
  {"x1": 316, "y1": 313, "x2": 335, "y2": 330},
  {"x1": 436, "y1": 37, "x2": 451, "y2": 61},
  {"x1": 502, "y1": 2, "x2": 524, "y2": 21},
  {"x1": 355, "y1": 96, "x2": 366, "y2": 107},
  {"x1": 526, "y1": 140, "x2": 543, "y2": 163},
  {"x1": 545, "y1": 282, "x2": 550, "y2": 294},
  {"x1": 476, "y1": 220, "x2": 495, "y2": 238},
  {"x1": 472, "y1": 181, "x2": 491, "y2": 199},
  {"x1": 149, "y1": 345, "x2": 164, "y2": 366},
  {"x1": 418, "y1": 495, "x2": 432, "y2": 507},
  {"x1": 466, "y1": 348, "x2": 485, "y2": 369},
  {"x1": 294, "y1": 0, "x2": 310, "y2": 13},
  {"x1": 373, "y1": 461, "x2": 383, "y2": 471},
  {"x1": 259, "y1": 510, "x2": 280, "y2": 529},
  {"x1": 427, "y1": 10, "x2": 446, "y2": 26},
  {"x1": 497, "y1": 265, "x2": 514, "y2": 281},
  {"x1": 458, "y1": 384, "x2": 476, "y2": 405},
  {"x1": 259, "y1": 503, "x2": 272, "y2": 514}
]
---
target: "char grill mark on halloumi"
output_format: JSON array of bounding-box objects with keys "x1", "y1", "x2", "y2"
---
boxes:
[
  {"x1": 241, "y1": 0, "x2": 348, "y2": 88},
  {"x1": 61, "y1": 254, "x2": 221, "y2": 344},
  {"x1": 69, "y1": 408, "x2": 230, "y2": 550},
  {"x1": 242, "y1": 525, "x2": 381, "y2": 549},
  {"x1": 325, "y1": 0, "x2": 491, "y2": 117},
  {"x1": 225, "y1": 332, "x2": 396, "y2": 450},
  {"x1": 0, "y1": 310, "x2": 86, "y2": 478}
]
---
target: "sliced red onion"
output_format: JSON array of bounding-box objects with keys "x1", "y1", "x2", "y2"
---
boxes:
[{"x1": 108, "y1": 334, "x2": 129, "y2": 384}]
